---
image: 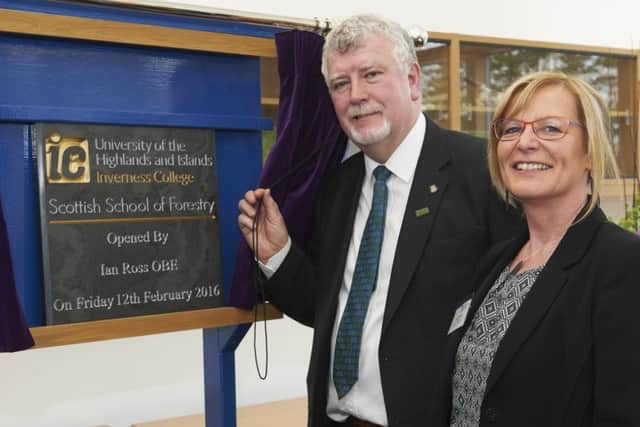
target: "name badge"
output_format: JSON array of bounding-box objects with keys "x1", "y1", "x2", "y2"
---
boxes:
[{"x1": 448, "y1": 298, "x2": 472, "y2": 335}]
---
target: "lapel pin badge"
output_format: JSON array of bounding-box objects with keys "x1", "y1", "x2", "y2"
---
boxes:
[
  {"x1": 429, "y1": 184, "x2": 438, "y2": 194},
  {"x1": 415, "y1": 207, "x2": 430, "y2": 217}
]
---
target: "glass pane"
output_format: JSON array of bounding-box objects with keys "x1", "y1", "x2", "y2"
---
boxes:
[
  {"x1": 418, "y1": 41, "x2": 450, "y2": 129},
  {"x1": 459, "y1": 43, "x2": 636, "y2": 177},
  {"x1": 261, "y1": 57, "x2": 279, "y2": 163}
]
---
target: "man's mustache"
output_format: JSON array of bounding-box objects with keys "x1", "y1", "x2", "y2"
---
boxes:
[{"x1": 348, "y1": 103, "x2": 383, "y2": 119}]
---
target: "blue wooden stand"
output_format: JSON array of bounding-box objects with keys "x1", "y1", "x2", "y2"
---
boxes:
[
  {"x1": 0, "y1": 2, "x2": 279, "y2": 425},
  {"x1": 204, "y1": 324, "x2": 251, "y2": 427}
]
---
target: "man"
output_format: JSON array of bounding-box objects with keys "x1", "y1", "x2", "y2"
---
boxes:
[{"x1": 238, "y1": 14, "x2": 517, "y2": 427}]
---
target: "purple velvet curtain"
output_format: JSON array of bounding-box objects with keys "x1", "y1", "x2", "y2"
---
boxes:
[
  {"x1": 229, "y1": 30, "x2": 347, "y2": 308},
  {"x1": 0, "y1": 198, "x2": 34, "y2": 352}
]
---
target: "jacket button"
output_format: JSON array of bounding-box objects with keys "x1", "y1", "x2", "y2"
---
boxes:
[{"x1": 485, "y1": 407, "x2": 498, "y2": 423}]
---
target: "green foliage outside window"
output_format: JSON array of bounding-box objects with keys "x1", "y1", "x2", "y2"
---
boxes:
[
  {"x1": 618, "y1": 192, "x2": 640, "y2": 234},
  {"x1": 459, "y1": 44, "x2": 635, "y2": 178},
  {"x1": 262, "y1": 129, "x2": 276, "y2": 164}
]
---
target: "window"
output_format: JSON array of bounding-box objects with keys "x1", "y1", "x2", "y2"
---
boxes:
[
  {"x1": 417, "y1": 41, "x2": 450, "y2": 129},
  {"x1": 261, "y1": 57, "x2": 279, "y2": 162},
  {"x1": 459, "y1": 43, "x2": 637, "y2": 176}
]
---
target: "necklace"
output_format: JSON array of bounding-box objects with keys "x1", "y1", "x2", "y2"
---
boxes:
[
  {"x1": 508, "y1": 202, "x2": 585, "y2": 275},
  {"x1": 509, "y1": 237, "x2": 562, "y2": 276}
]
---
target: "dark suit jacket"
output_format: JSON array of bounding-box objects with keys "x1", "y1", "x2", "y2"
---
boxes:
[
  {"x1": 433, "y1": 207, "x2": 640, "y2": 427},
  {"x1": 265, "y1": 116, "x2": 519, "y2": 427}
]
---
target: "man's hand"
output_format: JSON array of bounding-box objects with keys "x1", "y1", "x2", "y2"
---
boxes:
[{"x1": 238, "y1": 188, "x2": 289, "y2": 263}]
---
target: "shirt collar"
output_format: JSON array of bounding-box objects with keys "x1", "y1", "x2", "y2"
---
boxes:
[{"x1": 363, "y1": 113, "x2": 426, "y2": 183}]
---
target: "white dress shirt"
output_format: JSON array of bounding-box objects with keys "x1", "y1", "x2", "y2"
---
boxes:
[{"x1": 261, "y1": 114, "x2": 426, "y2": 426}]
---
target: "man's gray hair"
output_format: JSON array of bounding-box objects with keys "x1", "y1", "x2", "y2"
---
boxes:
[{"x1": 320, "y1": 14, "x2": 418, "y2": 81}]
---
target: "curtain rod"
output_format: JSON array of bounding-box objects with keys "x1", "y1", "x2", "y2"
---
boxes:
[
  {"x1": 63, "y1": 0, "x2": 429, "y2": 46},
  {"x1": 65, "y1": 0, "x2": 331, "y2": 33}
]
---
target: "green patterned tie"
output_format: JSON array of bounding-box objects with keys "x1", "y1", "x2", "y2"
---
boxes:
[{"x1": 333, "y1": 165, "x2": 391, "y2": 398}]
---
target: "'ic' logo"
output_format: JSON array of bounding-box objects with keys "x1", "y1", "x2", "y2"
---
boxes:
[{"x1": 45, "y1": 132, "x2": 91, "y2": 184}]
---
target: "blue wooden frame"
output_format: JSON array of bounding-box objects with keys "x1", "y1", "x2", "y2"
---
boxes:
[
  {"x1": 2, "y1": 0, "x2": 282, "y2": 38},
  {"x1": 0, "y1": 2, "x2": 277, "y2": 425}
]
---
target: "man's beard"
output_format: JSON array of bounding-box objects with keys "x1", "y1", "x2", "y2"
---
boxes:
[{"x1": 345, "y1": 102, "x2": 391, "y2": 146}]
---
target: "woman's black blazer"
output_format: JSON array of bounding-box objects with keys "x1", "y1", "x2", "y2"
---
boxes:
[{"x1": 432, "y1": 207, "x2": 640, "y2": 427}]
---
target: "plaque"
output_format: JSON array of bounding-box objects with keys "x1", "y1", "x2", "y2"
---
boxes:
[{"x1": 35, "y1": 123, "x2": 223, "y2": 324}]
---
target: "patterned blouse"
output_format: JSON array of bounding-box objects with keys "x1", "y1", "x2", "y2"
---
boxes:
[{"x1": 450, "y1": 265, "x2": 544, "y2": 427}]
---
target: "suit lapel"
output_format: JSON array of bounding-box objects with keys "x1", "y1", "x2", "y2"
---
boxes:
[
  {"x1": 484, "y1": 208, "x2": 607, "y2": 392},
  {"x1": 316, "y1": 154, "x2": 365, "y2": 338},
  {"x1": 382, "y1": 116, "x2": 450, "y2": 333}
]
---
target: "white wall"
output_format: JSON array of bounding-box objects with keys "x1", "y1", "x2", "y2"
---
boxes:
[
  {"x1": 147, "y1": 0, "x2": 640, "y2": 50},
  {"x1": 0, "y1": 318, "x2": 311, "y2": 427},
  {"x1": 1, "y1": 1, "x2": 639, "y2": 426}
]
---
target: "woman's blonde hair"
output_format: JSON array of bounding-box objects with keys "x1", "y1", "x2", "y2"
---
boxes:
[{"x1": 488, "y1": 71, "x2": 619, "y2": 221}]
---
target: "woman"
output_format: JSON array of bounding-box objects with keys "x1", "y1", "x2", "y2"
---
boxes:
[{"x1": 433, "y1": 71, "x2": 640, "y2": 426}]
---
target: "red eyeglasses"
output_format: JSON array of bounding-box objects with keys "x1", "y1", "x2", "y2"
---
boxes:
[{"x1": 492, "y1": 116, "x2": 584, "y2": 142}]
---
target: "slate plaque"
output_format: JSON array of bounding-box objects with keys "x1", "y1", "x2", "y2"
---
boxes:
[{"x1": 35, "y1": 123, "x2": 223, "y2": 324}]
